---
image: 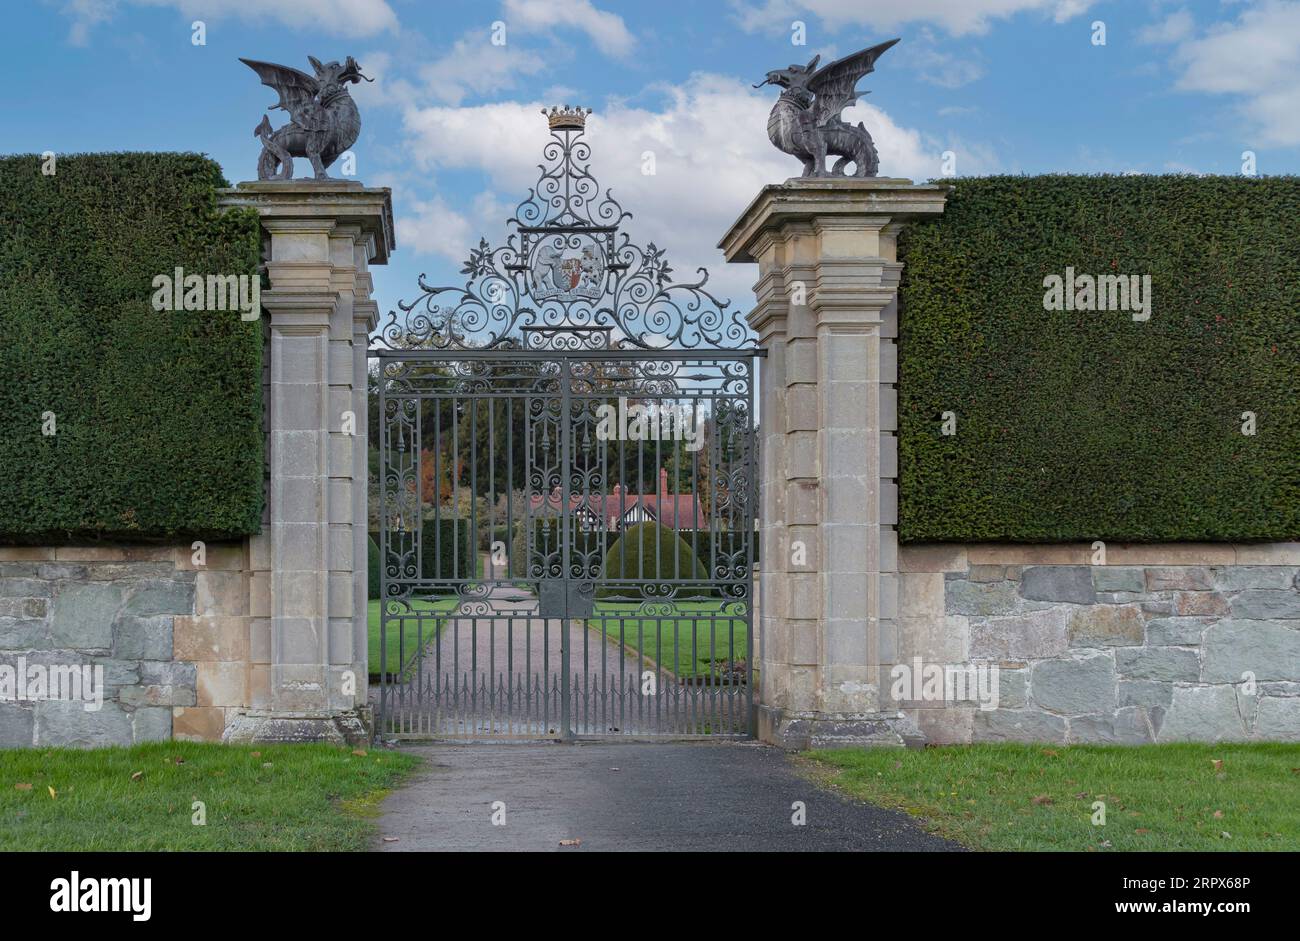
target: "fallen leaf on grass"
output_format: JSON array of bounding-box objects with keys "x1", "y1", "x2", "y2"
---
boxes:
[
  {"x1": 1212, "y1": 810, "x2": 1224, "y2": 819},
  {"x1": 559, "y1": 838, "x2": 582, "y2": 847},
  {"x1": 352, "y1": 749, "x2": 367, "y2": 757},
  {"x1": 130, "y1": 771, "x2": 143, "y2": 782},
  {"x1": 1135, "y1": 828, "x2": 1151, "y2": 835},
  {"x1": 261, "y1": 763, "x2": 273, "y2": 769},
  {"x1": 47, "y1": 786, "x2": 57, "y2": 799},
  {"x1": 1211, "y1": 759, "x2": 1223, "y2": 772},
  {"x1": 1041, "y1": 749, "x2": 1058, "y2": 757},
  {"x1": 14, "y1": 783, "x2": 32, "y2": 791},
  {"x1": 250, "y1": 751, "x2": 261, "y2": 758},
  {"x1": 1031, "y1": 795, "x2": 1054, "y2": 806}
]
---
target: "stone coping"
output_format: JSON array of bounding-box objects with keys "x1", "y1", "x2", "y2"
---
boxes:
[
  {"x1": 719, "y1": 177, "x2": 949, "y2": 263},
  {"x1": 899, "y1": 542, "x2": 1300, "y2": 571}
]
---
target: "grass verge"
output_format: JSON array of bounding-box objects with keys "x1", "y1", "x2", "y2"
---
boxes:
[
  {"x1": 0, "y1": 741, "x2": 420, "y2": 851},
  {"x1": 368, "y1": 597, "x2": 461, "y2": 681},
  {"x1": 802, "y1": 742, "x2": 1300, "y2": 851},
  {"x1": 586, "y1": 600, "x2": 748, "y2": 677}
]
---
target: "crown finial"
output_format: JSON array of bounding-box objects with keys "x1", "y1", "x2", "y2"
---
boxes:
[{"x1": 542, "y1": 105, "x2": 592, "y2": 129}]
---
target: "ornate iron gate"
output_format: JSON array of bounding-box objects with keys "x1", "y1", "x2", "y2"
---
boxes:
[{"x1": 370, "y1": 107, "x2": 760, "y2": 739}]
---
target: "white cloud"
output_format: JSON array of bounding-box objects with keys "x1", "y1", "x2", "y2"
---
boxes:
[
  {"x1": 396, "y1": 195, "x2": 475, "y2": 264},
  {"x1": 503, "y1": 0, "x2": 636, "y2": 57},
  {"x1": 1167, "y1": 0, "x2": 1300, "y2": 146},
  {"x1": 730, "y1": 0, "x2": 1093, "y2": 37},
  {"x1": 1138, "y1": 8, "x2": 1195, "y2": 45},
  {"x1": 417, "y1": 35, "x2": 548, "y2": 106},
  {"x1": 60, "y1": 0, "x2": 398, "y2": 44},
  {"x1": 396, "y1": 74, "x2": 997, "y2": 300}
]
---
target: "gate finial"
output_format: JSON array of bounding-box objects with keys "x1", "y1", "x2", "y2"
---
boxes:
[{"x1": 543, "y1": 105, "x2": 592, "y2": 129}]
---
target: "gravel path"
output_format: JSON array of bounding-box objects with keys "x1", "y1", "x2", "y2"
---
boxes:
[{"x1": 380, "y1": 557, "x2": 748, "y2": 737}]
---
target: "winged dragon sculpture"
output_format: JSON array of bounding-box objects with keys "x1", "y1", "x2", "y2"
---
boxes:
[
  {"x1": 756, "y1": 38, "x2": 899, "y2": 178},
  {"x1": 240, "y1": 55, "x2": 372, "y2": 181}
]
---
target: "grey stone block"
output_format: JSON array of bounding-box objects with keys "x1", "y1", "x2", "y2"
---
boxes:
[
  {"x1": 38, "y1": 563, "x2": 88, "y2": 580},
  {"x1": 946, "y1": 580, "x2": 1021, "y2": 616},
  {"x1": 1118, "y1": 679, "x2": 1173, "y2": 708},
  {"x1": 1254, "y1": 697, "x2": 1300, "y2": 741},
  {"x1": 141, "y1": 660, "x2": 197, "y2": 688},
  {"x1": 1145, "y1": 616, "x2": 1213, "y2": 646},
  {"x1": 90, "y1": 658, "x2": 141, "y2": 686},
  {"x1": 0, "y1": 598, "x2": 47, "y2": 619},
  {"x1": 1145, "y1": 567, "x2": 1213, "y2": 591},
  {"x1": 35, "y1": 700, "x2": 134, "y2": 747},
  {"x1": 1069, "y1": 708, "x2": 1153, "y2": 744},
  {"x1": 972, "y1": 707, "x2": 1066, "y2": 743},
  {"x1": 1228, "y1": 590, "x2": 1300, "y2": 620},
  {"x1": 970, "y1": 609, "x2": 1068, "y2": 660},
  {"x1": 1020, "y1": 566, "x2": 1096, "y2": 605},
  {"x1": 1115, "y1": 646, "x2": 1200, "y2": 681},
  {"x1": 1202, "y1": 619, "x2": 1300, "y2": 683},
  {"x1": 132, "y1": 707, "x2": 173, "y2": 743},
  {"x1": 1140, "y1": 600, "x2": 1177, "y2": 617},
  {"x1": 1158, "y1": 685, "x2": 1248, "y2": 742},
  {"x1": 123, "y1": 578, "x2": 195, "y2": 617},
  {"x1": 0, "y1": 702, "x2": 35, "y2": 747},
  {"x1": 1031, "y1": 653, "x2": 1115, "y2": 716},
  {"x1": 1213, "y1": 567, "x2": 1296, "y2": 591},
  {"x1": 49, "y1": 582, "x2": 123, "y2": 649},
  {"x1": 1067, "y1": 605, "x2": 1144, "y2": 646},
  {"x1": 1091, "y1": 567, "x2": 1145, "y2": 593},
  {"x1": 120, "y1": 684, "x2": 196, "y2": 708},
  {"x1": 998, "y1": 668, "x2": 1028, "y2": 709},
  {"x1": 0, "y1": 617, "x2": 49, "y2": 649},
  {"x1": 0, "y1": 579, "x2": 52, "y2": 598},
  {"x1": 113, "y1": 616, "x2": 173, "y2": 660}
]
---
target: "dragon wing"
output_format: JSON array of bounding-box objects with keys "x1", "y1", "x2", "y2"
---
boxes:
[
  {"x1": 239, "y1": 58, "x2": 327, "y2": 131},
  {"x1": 807, "y1": 38, "x2": 900, "y2": 127}
]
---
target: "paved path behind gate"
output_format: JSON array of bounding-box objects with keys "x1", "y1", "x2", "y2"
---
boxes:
[
  {"x1": 387, "y1": 556, "x2": 748, "y2": 736},
  {"x1": 375, "y1": 742, "x2": 961, "y2": 852}
]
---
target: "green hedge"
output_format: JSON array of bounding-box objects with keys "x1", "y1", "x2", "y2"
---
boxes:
[
  {"x1": 598, "y1": 522, "x2": 710, "y2": 599},
  {"x1": 0, "y1": 152, "x2": 263, "y2": 543},
  {"x1": 419, "y1": 518, "x2": 476, "y2": 581},
  {"x1": 367, "y1": 535, "x2": 381, "y2": 600},
  {"x1": 898, "y1": 175, "x2": 1300, "y2": 543}
]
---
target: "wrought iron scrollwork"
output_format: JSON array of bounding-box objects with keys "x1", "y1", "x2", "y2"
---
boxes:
[{"x1": 373, "y1": 106, "x2": 757, "y2": 352}]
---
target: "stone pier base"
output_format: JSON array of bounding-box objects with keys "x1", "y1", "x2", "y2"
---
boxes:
[
  {"x1": 758, "y1": 705, "x2": 925, "y2": 749},
  {"x1": 222, "y1": 709, "x2": 371, "y2": 747}
]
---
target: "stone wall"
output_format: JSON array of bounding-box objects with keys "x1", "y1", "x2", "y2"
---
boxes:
[
  {"x1": 0, "y1": 544, "x2": 253, "y2": 746},
  {"x1": 895, "y1": 543, "x2": 1300, "y2": 744}
]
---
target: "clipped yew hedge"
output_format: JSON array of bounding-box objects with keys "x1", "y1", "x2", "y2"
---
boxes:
[
  {"x1": 598, "y1": 522, "x2": 710, "y2": 599},
  {"x1": 0, "y1": 153, "x2": 263, "y2": 542},
  {"x1": 897, "y1": 174, "x2": 1300, "y2": 543}
]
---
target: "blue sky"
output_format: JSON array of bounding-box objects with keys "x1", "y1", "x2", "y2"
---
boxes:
[{"x1": 7, "y1": 0, "x2": 1300, "y2": 315}]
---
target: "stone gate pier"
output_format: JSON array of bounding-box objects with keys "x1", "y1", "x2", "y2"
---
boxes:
[
  {"x1": 212, "y1": 181, "x2": 395, "y2": 744},
  {"x1": 720, "y1": 178, "x2": 947, "y2": 749}
]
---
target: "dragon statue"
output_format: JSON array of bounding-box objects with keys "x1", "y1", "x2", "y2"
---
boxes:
[
  {"x1": 755, "y1": 38, "x2": 899, "y2": 178},
  {"x1": 240, "y1": 55, "x2": 372, "y2": 181}
]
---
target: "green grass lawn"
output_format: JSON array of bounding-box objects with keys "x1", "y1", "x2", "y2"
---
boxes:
[
  {"x1": 586, "y1": 600, "x2": 749, "y2": 677},
  {"x1": 0, "y1": 741, "x2": 420, "y2": 851},
  {"x1": 803, "y1": 742, "x2": 1300, "y2": 852},
  {"x1": 368, "y1": 597, "x2": 461, "y2": 680}
]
